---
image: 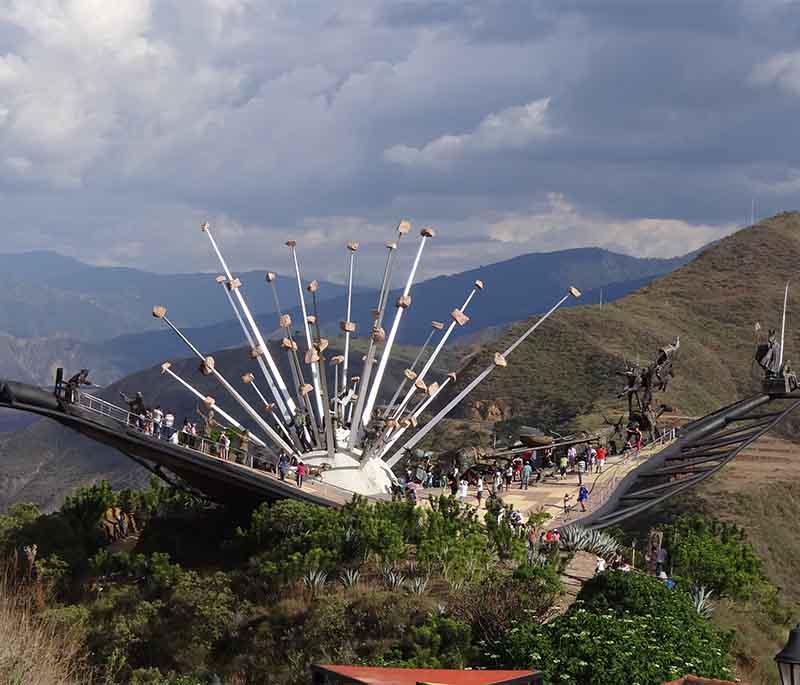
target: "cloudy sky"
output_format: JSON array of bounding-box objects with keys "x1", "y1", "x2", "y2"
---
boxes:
[{"x1": 1, "y1": 0, "x2": 799, "y2": 284}]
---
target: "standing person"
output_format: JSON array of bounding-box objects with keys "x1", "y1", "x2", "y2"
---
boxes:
[
  {"x1": 521, "y1": 461, "x2": 533, "y2": 490},
  {"x1": 578, "y1": 484, "x2": 589, "y2": 512},
  {"x1": 567, "y1": 445, "x2": 577, "y2": 472},
  {"x1": 278, "y1": 453, "x2": 289, "y2": 481},
  {"x1": 152, "y1": 406, "x2": 163, "y2": 439},
  {"x1": 458, "y1": 478, "x2": 469, "y2": 501},
  {"x1": 164, "y1": 410, "x2": 175, "y2": 441},
  {"x1": 505, "y1": 463, "x2": 514, "y2": 489},
  {"x1": 476, "y1": 476, "x2": 484, "y2": 506},
  {"x1": 296, "y1": 461, "x2": 306, "y2": 488},
  {"x1": 596, "y1": 445, "x2": 606, "y2": 473},
  {"x1": 577, "y1": 455, "x2": 586, "y2": 485},
  {"x1": 219, "y1": 432, "x2": 231, "y2": 461},
  {"x1": 558, "y1": 454, "x2": 568, "y2": 479}
]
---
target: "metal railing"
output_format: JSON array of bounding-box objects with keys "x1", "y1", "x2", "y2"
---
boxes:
[{"x1": 72, "y1": 391, "x2": 374, "y2": 504}]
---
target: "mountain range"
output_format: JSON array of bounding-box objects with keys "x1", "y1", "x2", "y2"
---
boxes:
[{"x1": 0, "y1": 242, "x2": 701, "y2": 509}]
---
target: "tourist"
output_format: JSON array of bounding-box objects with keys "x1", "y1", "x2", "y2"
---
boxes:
[
  {"x1": 278, "y1": 453, "x2": 289, "y2": 481},
  {"x1": 406, "y1": 482, "x2": 418, "y2": 505},
  {"x1": 578, "y1": 484, "x2": 589, "y2": 512},
  {"x1": 476, "y1": 476, "x2": 484, "y2": 505},
  {"x1": 595, "y1": 556, "x2": 606, "y2": 575},
  {"x1": 563, "y1": 493, "x2": 572, "y2": 514},
  {"x1": 656, "y1": 546, "x2": 668, "y2": 576},
  {"x1": 219, "y1": 432, "x2": 231, "y2": 461},
  {"x1": 169, "y1": 429, "x2": 179, "y2": 445},
  {"x1": 577, "y1": 456, "x2": 586, "y2": 484},
  {"x1": 458, "y1": 478, "x2": 469, "y2": 501},
  {"x1": 505, "y1": 463, "x2": 514, "y2": 488},
  {"x1": 296, "y1": 461, "x2": 306, "y2": 488},
  {"x1": 558, "y1": 454, "x2": 568, "y2": 479},
  {"x1": 596, "y1": 445, "x2": 606, "y2": 473},
  {"x1": 164, "y1": 410, "x2": 175, "y2": 440},
  {"x1": 521, "y1": 461, "x2": 532, "y2": 490},
  {"x1": 567, "y1": 444, "x2": 577, "y2": 471},
  {"x1": 658, "y1": 570, "x2": 675, "y2": 589},
  {"x1": 513, "y1": 457, "x2": 523, "y2": 482},
  {"x1": 152, "y1": 405, "x2": 163, "y2": 439}
]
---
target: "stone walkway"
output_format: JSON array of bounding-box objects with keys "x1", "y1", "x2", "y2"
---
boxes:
[{"x1": 416, "y1": 438, "x2": 675, "y2": 528}]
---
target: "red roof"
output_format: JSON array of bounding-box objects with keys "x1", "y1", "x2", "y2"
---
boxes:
[{"x1": 313, "y1": 665, "x2": 541, "y2": 685}]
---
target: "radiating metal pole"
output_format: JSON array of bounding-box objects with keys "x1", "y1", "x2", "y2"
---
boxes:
[
  {"x1": 780, "y1": 281, "x2": 790, "y2": 367},
  {"x1": 347, "y1": 222, "x2": 410, "y2": 448},
  {"x1": 309, "y1": 283, "x2": 336, "y2": 458},
  {"x1": 286, "y1": 240, "x2": 325, "y2": 424},
  {"x1": 362, "y1": 228, "x2": 434, "y2": 426},
  {"x1": 154, "y1": 308, "x2": 297, "y2": 455},
  {"x1": 201, "y1": 223, "x2": 296, "y2": 421},
  {"x1": 382, "y1": 374, "x2": 453, "y2": 464},
  {"x1": 266, "y1": 273, "x2": 320, "y2": 446},
  {"x1": 342, "y1": 242, "x2": 358, "y2": 395},
  {"x1": 241, "y1": 373, "x2": 295, "y2": 444},
  {"x1": 217, "y1": 277, "x2": 303, "y2": 451},
  {"x1": 160, "y1": 363, "x2": 266, "y2": 448},
  {"x1": 396, "y1": 288, "x2": 581, "y2": 457},
  {"x1": 392, "y1": 282, "x2": 482, "y2": 422},
  {"x1": 381, "y1": 323, "x2": 439, "y2": 420}
]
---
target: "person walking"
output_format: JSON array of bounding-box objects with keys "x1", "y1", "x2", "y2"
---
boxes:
[
  {"x1": 567, "y1": 445, "x2": 577, "y2": 471},
  {"x1": 476, "y1": 476, "x2": 484, "y2": 506},
  {"x1": 596, "y1": 445, "x2": 606, "y2": 473},
  {"x1": 521, "y1": 461, "x2": 533, "y2": 490},
  {"x1": 578, "y1": 484, "x2": 589, "y2": 512},
  {"x1": 458, "y1": 478, "x2": 469, "y2": 501},
  {"x1": 577, "y1": 456, "x2": 586, "y2": 485},
  {"x1": 558, "y1": 454, "x2": 568, "y2": 479},
  {"x1": 296, "y1": 461, "x2": 306, "y2": 488},
  {"x1": 278, "y1": 453, "x2": 289, "y2": 481}
]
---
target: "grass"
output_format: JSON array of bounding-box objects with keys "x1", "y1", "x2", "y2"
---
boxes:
[
  {"x1": 441, "y1": 212, "x2": 800, "y2": 434},
  {"x1": 0, "y1": 564, "x2": 91, "y2": 685}
]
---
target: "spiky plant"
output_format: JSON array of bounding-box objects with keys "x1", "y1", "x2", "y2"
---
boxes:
[
  {"x1": 302, "y1": 568, "x2": 328, "y2": 597},
  {"x1": 339, "y1": 568, "x2": 360, "y2": 590},
  {"x1": 384, "y1": 570, "x2": 406, "y2": 591},
  {"x1": 691, "y1": 585, "x2": 714, "y2": 618},
  {"x1": 560, "y1": 525, "x2": 619, "y2": 557},
  {"x1": 409, "y1": 575, "x2": 429, "y2": 596}
]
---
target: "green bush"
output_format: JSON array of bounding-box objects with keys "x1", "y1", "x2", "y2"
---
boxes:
[
  {"x1": 664, "y1": 515, "x2": 766, "y2": 600},
  {"x1": 485, "y1": 572, "x2": 735, "y2": 685}
]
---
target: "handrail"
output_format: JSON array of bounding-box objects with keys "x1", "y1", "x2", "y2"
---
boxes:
[{"x1": 71, "y1": 391, "x2": 373, "y2": 505}]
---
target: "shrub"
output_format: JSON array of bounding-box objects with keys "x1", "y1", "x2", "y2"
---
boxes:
[{"x1": 664, "y1": 514, "x2": 766, "y2": 600}]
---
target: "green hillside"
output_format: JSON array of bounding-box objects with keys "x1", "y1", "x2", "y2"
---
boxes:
[{"x1": 445, "y1": 212, "x2": 800, "y2": 434}]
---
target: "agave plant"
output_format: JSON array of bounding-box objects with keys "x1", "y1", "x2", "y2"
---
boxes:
[
  {"x1": 409, "y1": 575, "x2": 429, "y2": 596},
  {"x1": 560, "y1": 525, "x2": 620, "y2": 557},
  {"x1": 339, "y1": 568, "x2": 360, "y2": 590},
  {"x1": 691, "y1": 585, "x2": 714, "y2": 618},
  {"x1": 384, "y1": 570, "x2": 406, "y2": 592},
  {"x1": 302, "y1": 568, "x2": 328, "y2": 596}
]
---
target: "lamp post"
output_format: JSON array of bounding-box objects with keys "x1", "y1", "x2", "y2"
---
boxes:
[{"x1": 776, "y1": 624, "x2": 800, "y2": 685}]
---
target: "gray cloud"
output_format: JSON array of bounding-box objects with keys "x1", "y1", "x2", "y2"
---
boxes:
[{"x1": 0, "y1": 0, "x2": 797, "y2": 286}]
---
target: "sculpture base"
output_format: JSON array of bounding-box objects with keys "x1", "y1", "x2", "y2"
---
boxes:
[{"x1": 301, "y1": 450, "x2": 396, "y2": 497}]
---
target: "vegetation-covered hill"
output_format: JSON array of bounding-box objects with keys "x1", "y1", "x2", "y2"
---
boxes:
[{"x1": 444, "y1": 212, "x2": 800, "y2": 434}]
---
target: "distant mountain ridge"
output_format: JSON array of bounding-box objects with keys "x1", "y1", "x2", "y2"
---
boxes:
[{"x1": 0, "y1": 250, "x2": 352, "y2": 341}]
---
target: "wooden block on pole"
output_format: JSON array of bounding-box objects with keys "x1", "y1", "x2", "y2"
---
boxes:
[{"x1": 451, "y1": 308, "x2": 470, "y2": 326}]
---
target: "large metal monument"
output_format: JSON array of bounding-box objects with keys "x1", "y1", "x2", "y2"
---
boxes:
[{"x1": 149, "y1": 221, "x2": 582, "y2": 497}]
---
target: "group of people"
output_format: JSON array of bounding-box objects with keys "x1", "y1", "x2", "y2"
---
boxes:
[
  {"x1": 119, "y1": 392, "x2": 242, "y2": 463},
  {"x1": 277, "y1": 453, "x2": 307, "y2": 488}
]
